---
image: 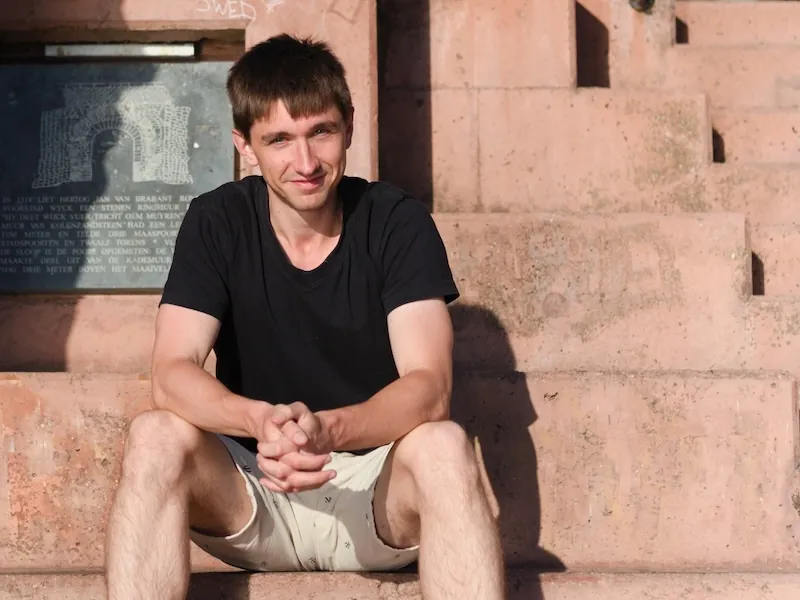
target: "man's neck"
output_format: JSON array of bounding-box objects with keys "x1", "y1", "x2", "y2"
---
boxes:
[{"x1": 268, "y1": 189, "x2": 343, "y2": 266}]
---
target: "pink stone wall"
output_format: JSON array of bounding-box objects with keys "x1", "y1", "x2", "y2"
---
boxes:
[{"x1": 379, "y1": 0, "x2": 576, "y2": 209}]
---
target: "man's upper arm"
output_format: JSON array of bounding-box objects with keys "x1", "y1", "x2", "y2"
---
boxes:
[
  {"x1": 153, "y1": 195, "x2": 229, "y2": 380},
  {"x1": 387, "y1": 298, "x2": 454, "y2": 405},
  {"x1": 377, "y1": 193, "x2": 458, "y2": 415},
  {"x1": 152, "y1": 304, "x2": 221, "y2": 389}
]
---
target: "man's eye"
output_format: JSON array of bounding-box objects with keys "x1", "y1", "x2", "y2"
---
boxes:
[
  {"x1": 270, "y1": 137, "x2": 286, "y2": 145},
  {"x1": 313, "y1": 128, "x2": 330, "y2": 136}
]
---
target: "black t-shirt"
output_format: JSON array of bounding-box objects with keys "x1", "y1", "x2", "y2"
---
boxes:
[{"x1": 160, "y1": 175, "x2": 459, "y2": 452}]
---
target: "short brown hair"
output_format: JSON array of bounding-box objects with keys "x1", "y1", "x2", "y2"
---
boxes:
[{"x1": 226, "y1": 34, "x2": 353, "y2": 141}]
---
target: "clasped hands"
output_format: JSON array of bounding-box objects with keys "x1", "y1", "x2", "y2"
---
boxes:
[{"x1": 254, "y1": 402, "x2": 336, "y2": 493}]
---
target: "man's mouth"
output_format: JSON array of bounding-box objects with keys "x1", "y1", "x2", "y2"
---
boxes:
[{"x1": 290, "y1": 174, "x2": 325, "y2": 189}]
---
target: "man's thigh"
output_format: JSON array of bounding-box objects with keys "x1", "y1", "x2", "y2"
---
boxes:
[
  {"x1": 186, "y1": 428, "x2": 253, "y2": 539},
  {"x1": 121, "y1": 409, "x2": 253, "y2": 541},
  {"x1": 371, "y1": 439, "x2": 422, "y2": 552}
]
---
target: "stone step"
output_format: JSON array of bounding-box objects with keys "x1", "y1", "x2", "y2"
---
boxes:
[
  {"x1": 750, "y1": 226, "x2": 800, "y2": 296},
  {"x1": 446, "y1": 212, "x2": 749, "y2": 372},
  {"x1": 447, "y1": 161, "x2": 800, "y2": 228},
  {"x1": 380, "y1": 88, "x2": 710, "y2": 214},
  {"x1": 0, "y1": 374, "x2": 228, "y2": 573},
  {"x1": 653, "y1": 295, "x2": 800, "y2": 381},
  {"x1": 0, "y1": 295, "x2": 159, "y2": 373},
  {"x1": 665, "y1": 46, "x2": 800, "y2": 109},
  {"x1": 675, "y1": 1, "x2": 800, "y2": 47},
  {"x1": 382, "y1": 0, "x2": 576, "y2": 91},
  {"x1": 712, "y1": 110, "x2": 800, "y2": 164},
  {"x1": 474, "y1": 89, "x2": 710, "y2": 215},
  {"x1": 4, "y1": 571, "x2": 800, "y2": 599},
  {"x1": 745, "y1": 297, "x2": 800, "y2": 374},
  {"x1": 440, "y1": 163, "x2": 800, "y2": 230},
  {"x1": 0, "y1": 295, "x2": 218, "y2": 374},
  {"x1": 2, "y1": 370, "x2": 798, "y2": 572},
  {"x1": 455, "y1": 370, "x2": 800, "y2": 570},
  {"x1": 0, "y1": 213, "x2": 748, "y2": 373},
  {"x1": 703, "y1": 164, "x2": 800, "y2": 226}
]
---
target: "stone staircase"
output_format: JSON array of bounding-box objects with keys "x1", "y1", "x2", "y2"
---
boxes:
[{"x1": 3, "y1": 0, "x2": 800, "y2": 598}]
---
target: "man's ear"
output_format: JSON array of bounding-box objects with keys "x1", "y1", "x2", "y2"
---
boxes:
[
  {"x1": 345, "y1": 107, "x2": 354, "y2": 149},
  {"x1": 232, "y1": 129, "x2": 259, "y2": 167}
]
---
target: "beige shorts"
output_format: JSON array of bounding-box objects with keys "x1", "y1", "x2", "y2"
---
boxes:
[{"x1": 190, "y1": 436, "x2": 419, "y2": 572}]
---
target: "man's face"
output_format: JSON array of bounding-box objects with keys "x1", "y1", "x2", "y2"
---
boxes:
[{"x1": 234, "y1": 100, "x2": 353, "y2": 213}]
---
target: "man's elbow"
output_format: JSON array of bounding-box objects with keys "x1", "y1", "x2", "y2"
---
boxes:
[
  {"x1": 150, "y1": 371, "x2": 169, "y2": 411},
  {"x1": 150, "y1": 384, "x2": 168, "y2": 411},
  {"x1": 428, "y1": 373, "x2": 452, "y2": 422},
  {"x1": 150, "y1": 358, "x2": 179, "y2": 411},
  {"x1": 431, "y1": 400, "x2": 450, "y2": 422}
]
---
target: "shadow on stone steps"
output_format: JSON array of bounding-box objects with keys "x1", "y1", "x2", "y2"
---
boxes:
[
  {"x1": 186, "y1": 570, "x2": 551, "y2": 600},
  {"x1": 451, "y1": 304, "x2": 566, "y2": 577},
  {"x1": 188, "y1": 573, "x2": 250, "y2": 600}
]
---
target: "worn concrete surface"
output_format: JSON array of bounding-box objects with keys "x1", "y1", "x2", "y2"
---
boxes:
[
  {"x1": 675, "y1": 1, "x2": 800, "y2": 46},
  {"x1": 0, "y1": 295, "x2": 217, "y2": 374},
  {"x1": 381, "y1": 0, "x2": 576, "y2": 91},
  {"x1": 703, "y1": 164, "x2": 800, "y2": 226},
  {"x1": 449, "y1": 89, "x2": 710, "y2": 214},
  {"x1": 9, "y1": 213, "x2": 800, "y2": 383},
  {"x1": 443, "y1": 213, "x2": 749, "y2": 372},
  {"x1": 665, "y1": 46, "x2": 800, "y2": 109},
  {"x1": 712, "y1": 110, "x2": 800, "y2": 164},
  {"x1": 2, "y1": 371, "x2": 798, "y2": 571},
  {"x1": 0, "y1": 295, "x2": 160, "y2": 373},
  {"x1": 0, "y1": 374, "x2": 228, "y2": 572},
  {"x1": 378, "y1": 0, "x2": 575, "y2": 205},
  {"x1": 608, "y1": 0, "x2": 675, "y2": 89},
  {"x1": 4, "y1": 571, "x2": 800, "y2": 599},
  {"x1": 750, "y1": 226, "x2": 800, "y2": 296},
  {"x1": 745, "y1": 298, "x2": 800, "y2": 374},
  {"x1": 380, "y1": 88, "x2": 480, "y2": 212},
  {"x1": 454, "y1": 371, "x2": 800, "y2": 570}
]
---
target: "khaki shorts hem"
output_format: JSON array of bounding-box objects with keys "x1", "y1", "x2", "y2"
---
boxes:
[
  {"x1": 366, "y1": 453, "x2": 420, "y2": 558},
  {"x1": 189, "y1": 456, "x2": 259, "y2": 545}
]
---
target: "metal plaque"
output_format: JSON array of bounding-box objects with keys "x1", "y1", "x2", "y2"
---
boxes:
[{"x1": 0, "y1": 61, "x2": 234, "y2": 292}]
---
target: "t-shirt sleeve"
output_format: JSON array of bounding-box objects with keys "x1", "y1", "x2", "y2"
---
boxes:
[
  {"x1": 160, "y1": 198, "x2": 230, "y2": 320},
  {"x1": 379, "y1": 196, "x2": 460, "y2": 315}
]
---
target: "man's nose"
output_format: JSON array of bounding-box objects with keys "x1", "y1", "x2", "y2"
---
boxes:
[{"x1": 293, "y1": 139, "x2": 320, "y2": 176}]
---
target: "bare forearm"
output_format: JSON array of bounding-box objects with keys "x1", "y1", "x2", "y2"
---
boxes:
[
  {"x1": 318, "y1": 369, "x2": 450, "y2": 452},
  {"x1": 152, "y1": 358, "x2": 270, "y2": 438}
]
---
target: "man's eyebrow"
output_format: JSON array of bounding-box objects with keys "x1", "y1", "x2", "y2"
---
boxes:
[
  {"x1": 310, "y1": 120, "x2": 340, "y2": 130},
  {"x1": 260, "y1": 120, "x2": 341, "y2": 143},
  {"x1": 260, "y1": 131, "x2": 290, "y2": 143}
]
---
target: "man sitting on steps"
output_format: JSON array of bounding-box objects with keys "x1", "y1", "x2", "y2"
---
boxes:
[{"x1": 104, "y1": 33, "x2": 506, "y2": 600}]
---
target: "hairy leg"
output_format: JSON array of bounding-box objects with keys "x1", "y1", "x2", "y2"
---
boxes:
[
  {"x1": 105, "y1": 410, "x2": 253, "y2": 600},
  {"x1": 374, "y1": 421, "x2": 505, "y2": 599}
]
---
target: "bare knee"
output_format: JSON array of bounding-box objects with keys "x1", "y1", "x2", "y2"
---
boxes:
[
  {"x1": 121, "y1": 409, "x2": 203, "y2": 490},
  {"x1": 395, "y1": 421, "x2": 480, "y2": 501}
]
